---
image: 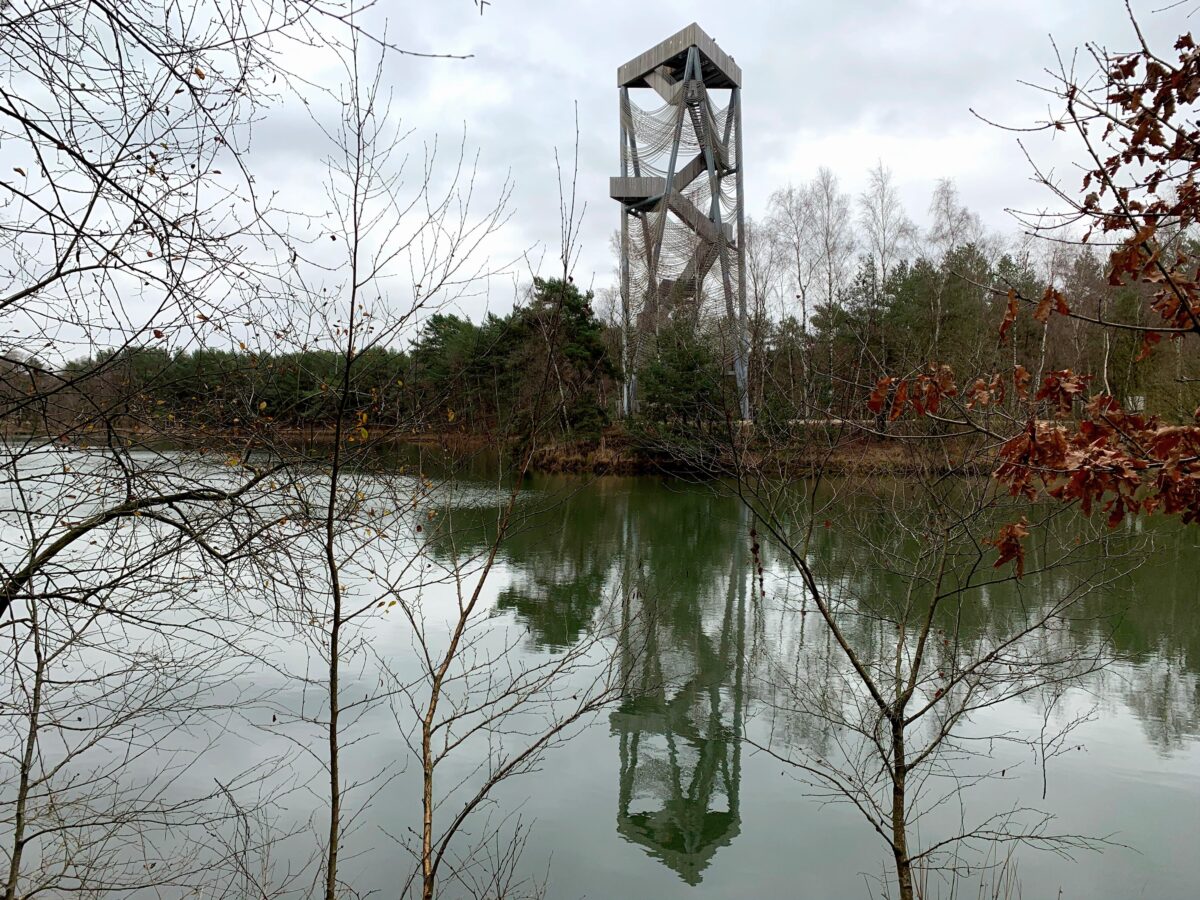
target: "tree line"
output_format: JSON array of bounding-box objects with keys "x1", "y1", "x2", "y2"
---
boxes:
[
  {"x1": 11, "y1": 277, "x2": 616, "y2": 441},
  {"x1": 17, "y1": 210, "x2": 1195, "y2": 444}
]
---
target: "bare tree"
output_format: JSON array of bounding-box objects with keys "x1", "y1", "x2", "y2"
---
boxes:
[
  {"x1": 742, "y1": 217, "x2": 783, "y2": 410},
  {"x1": 0, "y1": 3, "x2": 546, "y2": 899},
  {"x1": 388, "y1": 116, "x2": 630, "y2": 900},
  {"x1": 858, "y1": 161, "x2": 917, "y2": 286},
  {"x1": 729, "y1": 439, "x2": 1121, "y2": 900},
  {"x1": 809, "y1": 167, "x2": 858, "y2": 311},
  {"x1": 0, "y1": 441, "x2": 297, "y2": 897},
  {"x1": 926, "y1": 180, "x2": 985, "y2": 357},
  {"x1": 239, "y1": 38, "x2": 633, "y2": 900},
  {"x1": 766, "y1": 183, "x2": 819, "y2": 333}
]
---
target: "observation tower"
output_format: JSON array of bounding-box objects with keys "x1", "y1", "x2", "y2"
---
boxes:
[{"x1": 611, "y1": 23, "x2": 749, "y2": 419}]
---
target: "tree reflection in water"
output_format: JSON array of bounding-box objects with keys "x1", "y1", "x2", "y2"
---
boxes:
[{"x1": 426, "y1": 474, "x2": 1200, "y2": 888}]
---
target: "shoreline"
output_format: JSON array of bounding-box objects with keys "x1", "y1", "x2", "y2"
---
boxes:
[{"x1": 26, "y1": 424, "x2": 991, "y2": 478}]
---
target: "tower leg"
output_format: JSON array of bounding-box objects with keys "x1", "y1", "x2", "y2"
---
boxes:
[{"x1": 734, "y1": 89, "x2": 751, "y2": 422}]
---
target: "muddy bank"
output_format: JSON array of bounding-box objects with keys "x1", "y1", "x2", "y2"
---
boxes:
[
  {"x1": 49, "y1": 423, "x2": 989, "y2": 478},
  {"x1": 527, "y1": 428, "x2": 989, "y2": 477}
]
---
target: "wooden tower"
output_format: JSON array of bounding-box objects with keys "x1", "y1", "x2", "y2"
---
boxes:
[{"x1": 612, "y1": 23, "x2": 749, "y2": 420}]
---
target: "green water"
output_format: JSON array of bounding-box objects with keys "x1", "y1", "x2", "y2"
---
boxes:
[
  {"x1": 408, "y1": 473, "x2": 1199, "y2": 899},
  {"x1": 13, "y1": 448, "x2": 1198, "y2": 898}
]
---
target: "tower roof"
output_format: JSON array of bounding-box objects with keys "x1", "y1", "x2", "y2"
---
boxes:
[{"x1": 617, "y1": 22, "x2": 741, "y2": 90}]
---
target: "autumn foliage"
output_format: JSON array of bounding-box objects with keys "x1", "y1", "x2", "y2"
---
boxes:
[{"x1": 869, "y1": 23, "x2": 1200, "y2": 575}]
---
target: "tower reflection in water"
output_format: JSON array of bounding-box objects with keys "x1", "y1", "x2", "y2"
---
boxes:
[
  {"x1": 611, "y1": 505, "x2": 749, "y2": 885},
  {"x1": 439, "y1": 473, "x2": 1200, "y2": 895},
  {"x1": 481, "y1": 480, "x2": 755, "y2": 884}
]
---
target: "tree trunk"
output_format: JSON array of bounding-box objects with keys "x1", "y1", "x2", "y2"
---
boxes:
[
  {"x1": 890, "y1": 719, "x2": 914, "y2": 900},
  {"x1": 3, "y1": 606, "x2": 43, "y2": 900}
]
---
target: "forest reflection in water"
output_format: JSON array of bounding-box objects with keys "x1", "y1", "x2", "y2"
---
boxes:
[{"x1": 425, "y1": 472, "x2": 1200, "y2": 897}]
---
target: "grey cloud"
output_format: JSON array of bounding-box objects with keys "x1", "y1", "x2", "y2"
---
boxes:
[{"x1": 245, "y1": 0, "x2": 1186, "y2": 319}]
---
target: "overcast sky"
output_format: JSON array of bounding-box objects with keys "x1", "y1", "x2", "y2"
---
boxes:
[{"x1": 254, "y1": 0, "x2": 1188, "y2": 320}]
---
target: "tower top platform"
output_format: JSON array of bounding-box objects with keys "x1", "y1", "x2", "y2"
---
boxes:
[{"x1": 617, "y1": 22, "x2": 741, "y2": 90}]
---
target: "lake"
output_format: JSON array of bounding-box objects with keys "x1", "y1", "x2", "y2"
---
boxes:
[
  {"x1": 299, "y1": 469, "x2": 1200, "y2": 899},
  {"x1": 3, "y1": 452, "x2": 1198, "y2": 899}
]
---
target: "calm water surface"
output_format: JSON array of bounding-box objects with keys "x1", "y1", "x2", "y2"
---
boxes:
[
  {"x1": 329, "y1": 471, "x2": 1197, "y2": 900},
  {"x1": 164, "y1": 464, "x2": 1197, "y2": 900},
  {"x1": 11, "y1": 447, "x2": 1199, "y2": 898}
]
